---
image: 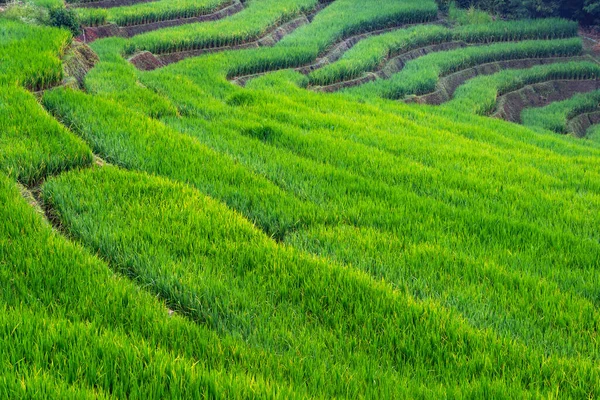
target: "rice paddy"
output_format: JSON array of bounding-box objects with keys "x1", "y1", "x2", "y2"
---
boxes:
[{"x1": 3, "y1": 0, "x2": 600, "y2": 397}]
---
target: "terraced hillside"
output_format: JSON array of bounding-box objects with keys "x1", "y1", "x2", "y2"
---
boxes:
[{"x1": 3, "y1": 0, "x2": 600, "y2": 397}]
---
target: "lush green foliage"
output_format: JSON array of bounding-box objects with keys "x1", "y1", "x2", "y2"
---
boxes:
[
  {"x1": 0, "y1": 18, "x2": 70, "y2": 90},
  {"x1": 522, "y1": 90, "x2": 600, "y2": 133},
  {"x1": 448, "y1": 61, "x2": 600, "y2": 115},
  {"x1": 48, "y1": 6, "x2": 80, "y2": 35}
]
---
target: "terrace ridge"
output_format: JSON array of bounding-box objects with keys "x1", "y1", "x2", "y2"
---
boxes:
[
  {"x1": 69, "y1": 0, "x2": 157, "y2": 9},
  {"x1": 232, "y1": 21, "x2": 442, "y2": 86},
  {"x1": 493, "y1": 79, "x2": 600, "y2": 122},
  {"x1": 410, "y1": 55, "x2": 594, "y2": 105},
  {"x1": 80, "y1": 0, "x2": 244, "y2": 42},
  {"x1": 567, "y1": 110, "x2": 600, "y2": 137}
]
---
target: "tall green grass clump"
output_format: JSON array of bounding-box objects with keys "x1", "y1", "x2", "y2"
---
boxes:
[
  {"x1": 0, "y1": 19, "x2": 70, "y2": 90},
  {"x1": 447, "y1": 1, "x2": 493, "y2": 25},
  {"x1": 0, "y1": 87, "x2": 92, "y2": 184}
]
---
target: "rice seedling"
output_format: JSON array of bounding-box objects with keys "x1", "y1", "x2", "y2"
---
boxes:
[
  {"x1": 89, "y1": 0, "x2": 438, "y2": 112},
  {"x1": 0, "y1": 86, "x2": 92, "y2": 185},
  {"x1": 84, "y1": 56, "x2": 179, "y2": 118},
  {"x1": 0, "y1": 19, "x2": 70, "y2": 90},
  {"x1": 39, "y1": 165, "x2": 600, "y2": 397},
  {"x1": 0, "y1": 172, "x2": 317, "y2": 398}
]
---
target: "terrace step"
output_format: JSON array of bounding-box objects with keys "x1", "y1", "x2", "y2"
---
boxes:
[
  {"x1": 80, "y1": 1, "x2": 244, "y2": 42},
  {"x1": 233, "y1": 21, "x2": 441, "y2": 86},
  {"x1": 127, "y1": 1, "x2": 341, "y2": 70},
  {"x1": 410, "y1": 55, "x2": 594, "y2": 105},
  {"x1": 377, "y1": 41, "x2": 467, "y2": 79},
  {"x1": 296, "y1": 22, "x2": 432, "y2": 75},
  {"x1": 63, "y1": 41, "x2": 100, "y2": 88},
  {"x1": 311, "y1": 40, "x2": 466, "y2": 92},
  {"x1": 69, "y1": 0, "x2": 157, "y2": 9},
  {"x1": 493, "y1": 79, "x2": 600, "y2": 123},
  {"x1": 567, "y1": 110, "x2": 600, "y2": 137},
  {"x1": 154, "y1": 14, "x2": 311, "y2": 67}
]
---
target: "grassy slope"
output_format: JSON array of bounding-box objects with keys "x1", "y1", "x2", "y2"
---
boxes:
[{"x1": 3, "y1": 1, "x2": 600, "y2": 396}]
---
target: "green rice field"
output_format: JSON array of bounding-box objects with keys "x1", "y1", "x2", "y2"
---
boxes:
[{"x1": 2, "y1": 0, "x2": 600, "y2": 397}]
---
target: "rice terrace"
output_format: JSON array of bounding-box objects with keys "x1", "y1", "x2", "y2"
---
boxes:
[{"x1": 3, "y1": 0, "x2": 600, "y2": 396}]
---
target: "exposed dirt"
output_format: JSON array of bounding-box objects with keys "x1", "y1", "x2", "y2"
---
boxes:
[
  {"x1": 80, "y1": 1, "x2": 243, "y2": 42},
  {"x1": 580, "y1": 26, "x2": 600, "y2": 56},
  {"x1": 63, "y1": 41, "x2": 100, "y2": 88},
  {"x1": 80, "y1": 24, "x2": 121, "y2": 42},
  {"x1": 567, "y1": 110, "x2": 600, "y2": 137},
  {"x1": 128, "y1": 51, "x2": 164, "y2": 71},
  {"x1": 313, "y1": 73, "x2": 378, "y2": 92},
  {"x1": 494, "y1": 79, "x2": 600, "y2": 123},
  {"x1": 412, "y1": 56, "x2": 593, "y2": 105},
  {"x1": 17, "y1": 183, "x2": 45, "y2": 218}
]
